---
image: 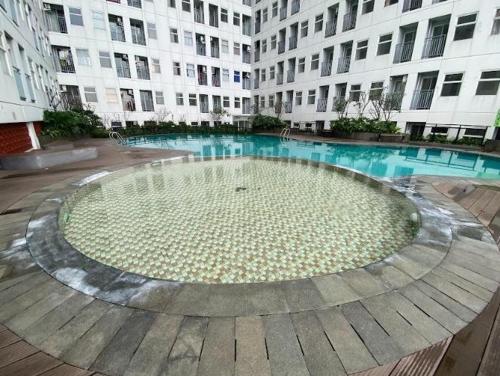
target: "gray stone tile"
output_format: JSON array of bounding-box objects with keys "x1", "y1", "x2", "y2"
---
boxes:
[
  {"x1": 198, "y1": 317, "x2": 235, "y2": 376},
  {"x1": 235, "y1": 316, "x2": 271, "y2": 376},
  {"x1": 311, "y1": 274, "x2": 360, "y2": 306}
]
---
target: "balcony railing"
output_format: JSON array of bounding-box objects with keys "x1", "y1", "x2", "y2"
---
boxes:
[
  {"x1": 242, "y1": 53, "x2": 251, "y2": 64},
  {"x1": 287, "y1": 70, "x2": 295, "y2": 83},
  {"x1": 116, "y1": 65, "x2": 131, "y2": 78},
  {"x1": 342, "y1": 12, "x2": 357, "y2": 32},
  {"x1": 209, "y1": 15, "x2": 218, "y2": 28},
  {"x1": 388, "y1": 91, "x2": 404, "y2": 110},
  {"x1": 56, "y1": 58, "x2": 76, "y2": 73},
  {"x1": 242, "y1": 0, "x2": 251, "y2": 6},
  {"x1": 422, "y1": 34, "x2": 446, "y2": 58},
  {"x1": 242, "y1": 104, "x2": 251, "y2": 114},
  {"x1": 242, "y1": 79, "x2": 251, "y2": 89},
  {"x1": 136, "y1": 66, "x2": 150, "y2": 80},
  {"x1": 284, "y1": 102, "x2": 292, "y2": 113},
  {"x1": 46, "y1": 14, "x2": 67, "y2": 33},
  {"x1": 321, "y1": 62, "x2": 332, "y2": 77},
  {"x1": 243, "y1": 24, "x2": 252, "y2": 36},
  {"x1": 200, "y1": 102, "x2": 209, "y2": 113},
  {"x1": 280, "y1": 7, "x2": 287, "y2": 21},
  {"x1": 212, "y1": 76, "x2": 221, "y2": 87},
  {"x1": 393, "y1": 41, "x2": 414, "y2": 63},
  {"x1": 276, "y1": 73, "x2": 283, "y2": 85},
  {"x1": 288, "y1": 36, "x2": 297, "y2": 50},
  {"x1": 278, "y1": 41, "x2": 286, "y2": 54},
  {"x1": 131, "y1": 29, "x2": 146, "y2": 45},
  {"x1": 197, "y1": 44, "x2": 206, "y2": 56},
  {"x1": 62, "y1": 93, "x2": 82, "y2": 109},
  {"x1": 317, "y1": 98, "x2": 328, "y2": 112},
  {"x1": 411, "y1": 89, "x2": 434, "y2": 110},
  {"x1": 254, "y1": 79, "x2": 259, "y2": 89},
  {"x1": 254, "y1": 50, "x2": 260, "y2": 62},
  {"x1": 13, "y1": 68, "x2": 26, "y2": 100},
  {"x1": 403, "y1": 0, "x2": 422, "y2": 12},
  {"x1": 123, "y1": 100, "x2": 136, "y2": 111},
  {"x1": 198, "y1": 74, "x2": 208, "y2": 85},
  {"x1": 325, "y1": 20, "x2": 337, "y2": 37},
  {"x1": 291, "y1": 0, "x2": 300, "y2": 15},
  {"x1": 255, "y1": 22, "x2": 261, "y2": 34},
  {"x1": 110, "y1": 25, "x2": 126, "y2": 42},
  {"x1": 211, "y1": 46, "x2": 220, "y2": 58},
  {"x1": 128, "y1": 0, "x2": 142, "y2": 8},
  {"x1": 337, "y1": 56, "x2": 351, "y2": 73},
  {"x1": 194, "y1": 10, "x2": 204, "y2": 23}
]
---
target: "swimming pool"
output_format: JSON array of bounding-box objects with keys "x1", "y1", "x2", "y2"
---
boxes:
[{"x1": 125, "y1": 134, "x2": 500, "y2": 179}]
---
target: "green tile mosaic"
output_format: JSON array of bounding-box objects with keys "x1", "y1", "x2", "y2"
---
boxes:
[{"x1": 61, "y1": 159, "x2": 418, "y2": 284}]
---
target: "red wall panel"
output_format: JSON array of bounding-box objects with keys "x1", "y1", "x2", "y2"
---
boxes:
[{"x1": 0, "y1": 123, "x2": 32, "y2": 154}]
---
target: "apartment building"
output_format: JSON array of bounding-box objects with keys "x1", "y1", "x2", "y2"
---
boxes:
[
  {"x1": 0, "y1": 0, "x2": 57, "y2": 153},
  {"x1": 43, "y1": 0, "x2": 253, "y2": 128},
  {"x1": 252, "y1": 0, "x2": 500, "y2": 141}
]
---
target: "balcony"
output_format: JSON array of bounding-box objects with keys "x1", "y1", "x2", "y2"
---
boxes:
[
  {"x1": 321, "y1": 62, "x2": 332, "y2": 77},
  {"x1": 128, "y1": 0, "x2": 142, "y2": 8},
  {"x1": 411, "y1": 89, "x2": 434, "y2": 110},
  {"x1": 194, "y1": 10, "x2": 204, "y2": 24},
  {"x1": 337, "y1": 56, "x2": 351, "y2": 73},
  {"x1": 291, "y1": 0, "x2": 300, "y2": 15},
  {"x1": 317, "y1": 98, "x2": 327, "y2": 112},
  {"x1": 393, "y1": 41, "x2": 414, "y2": 63},
  {"x1": 242, "y1": 0, "x2": 251, "y2": 6},
  {"x1": 280, "y1": 7, "x2": 287, "y2": 21},
  {"x1": 342, "y1": 12, "x2": 356, "y2": 32},
  {"x1": 242, "y1": 78, "x2": 251, "y2": 89},
  {"x1": 243, "y1": 53, "x2": 251, "y2": 64},
  {"x1": 131, "y1": 28, "x2": 146, "y2": 45},
  {"x1": 422, "y1": 34, "x2": 446, "y2": 58},
  {"x1": 197, "y1": 44, "x2": 206, "y2": 56},
  {"x1": 110, "y1": 24, "x2": 126, "y2": 42},
  {"x1": 198, "y1": 74, "x2": 208, "y2": 85},
  {"x1": 284, "y1": 102, "x2": 292, "y2": 113},
  {"x1": 254, "y1": 50, "x2": 260, "y2": 62},
  {"x1": 116, "y1": 65, "x2": 131, "y2": 78},
  {"x1": 45, "y1": 13, "x2": 67, "y2": 33},
  {"x1": 388, "y1": 91, "x2": 404, "y2": 111},
  {"x1": 212, "y1": 76, "x2": 221, "y2": 87},
  {"x1": 242, "y1": 104, "x2": 251, "y2": 114},
  {"x1": 288, "y1": 36, "x2": 297, "y2": 50},
  {"x1": 276, "y1": 73, "x2": 284, "y2": 85},
  {"x1": 243, "y1": 24, "x2": 252, "y2": 36},
  {"x1": 254, "y1": 79, "x2": 259, "y2": 89},
  {"x1": 255, "y1": 22, "x2": 261, "y2": 34},
  {"x1": 403, "y1": 0, "x2": 422, "y2": 12},
  {"x1": 136, "y1": 65, "x2": 150, "y2": 80},
  {"x1": 278, "y1": 41, "x2": 286, "y2": 54},
  {"x1": 200, "y1": 101, "x2": 209, "y2": 113},
  {"x1": 57, "y1": 58, "x2": 76, "y2": 73},
  {"x1": 325, "y1": 20, "x2": 337, "y2": 37},
  {"x1": 287, "y1": 70, "x2": 295, "y2": 83},
  {"x1": 211, "y1": 46, "x2": 220, "y2": 58}
]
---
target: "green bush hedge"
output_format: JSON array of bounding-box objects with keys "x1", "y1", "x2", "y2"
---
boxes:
[
  {"x1": 251, "y1": 114, "x2": 285, "y2": 130},
  {"x1": 330, "y1": 118, "x2": 400, "y2": 134},
  {"x1": 120, "y1": 122, "x2": 249, "y2": 137},
  {"x1": 43, "y1": 109, "x2": 104, "y2": 139}
]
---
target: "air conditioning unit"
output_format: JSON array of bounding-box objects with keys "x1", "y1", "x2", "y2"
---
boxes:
[{"x1": 43, "y1": 4, "x2": 51, "y2": 11}]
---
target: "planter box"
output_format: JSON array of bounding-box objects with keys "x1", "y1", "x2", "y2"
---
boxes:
[
  {"x1": 349, "y1": 132, "x2": 379, "y2": 141},
  {"x1": 379, "y1": 134, "x2": 409, "y2": 143}
]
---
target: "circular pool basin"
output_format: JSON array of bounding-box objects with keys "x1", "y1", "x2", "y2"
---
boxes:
[{"x1": 61, "y1": 158, "x2": 418, "y2": 283}]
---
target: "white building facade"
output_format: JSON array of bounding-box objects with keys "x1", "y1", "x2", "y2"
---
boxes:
[
  {"x1": 0, "y1": 0, "x2": 58, "y2": 153},
  {"x1": 44, "y1": 0, "x2": 253, "y2": 128},
  {"x1": 252, "y1": 0, "x2": 500, "y2": 141}
]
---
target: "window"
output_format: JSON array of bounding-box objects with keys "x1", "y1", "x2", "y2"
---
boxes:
[
  {"x1": 298, "y1": 57, "x2": 305, "y2": 73},
  {"x1": 189, "y1": 94, "x2": 197, "y2": 106},
  {"x1": 307, "y1": 90, "x2": 316, "y2": 104},
  {"x1": 362, "y1": 0, "x2": 374, "y2": 14},
  {"x1": 155, "y1": 91, "x2": 164, "y2": 105},
  {"x1": 301, "y1": 21, "x2": 308, "y2": 38},
  {"x1": 454, "y1": 13, "x2": 477, "y2": 41},
  {"x1": 262, "y1": 39, "x2": 267, "y2": 53},
  {"x1": 223, "y1": 96, "x2": 230, "y2": 107},
  {"x1": 150, "y1": 58, "x2": 160, "y2": 73},
  {"x1": 385, "y1": 0, "x2": 398, "y2": 5},
  {"x1": 234, "y1": 70, "x2": 240, "y2": 83},
  {"x1": 182, "y1": 0, "x2": 191, "y2": 12},
  {"x1": 476, "y1": 71, "x2": 500, "y2": 95},
  {"x1": 377, "y1": 33, "x2": 392, "y2": 55},
  {"x1": 270, "y1": 66, "x2": 275, "y2": 79},
  {"x1": 176, "y1": 92, "x2": 184, "y2": 105},
  {"x1": 184, "y1": 31, "x2": 193, "y2": 46},
  {"x1": 271, "y1": 35, "x2": 277, "y2": 49},
  {"x1": 92, "y1": 11, "x2": 105, "y2": 30},
  {"x1": 221, "y1": 8, "x2": 228, "y2": 22},
  {"x1": 84, "y1": 87, "x2": 97, "y2": 102},
  {"x1": 69, "y1": 7, "x2": 83, "y2": 26},
  {"x1": 147, "y1": 23, "x2": 157, "y2": 39},
  {"x1": 99, "y1": 51, "x2": 112, "y2": 68},
  {"x1": 441, "y1": 73, "x2": 463, "y2": 96},
  {"x1": 105, "y1": 88, "x2": 118, "y2": 103},
  {"x1": 356, "y1": 40, "x2": 368, "y2": 60},
  {"x1": 221, "y1": 39, "x2": 229, "y2": 53},
  {"x1": 168, "y1": 0, "x2": 176, "y2": 8},
  {"x1": 272, "y1": 2, "x2": 278, "y2": 18},
  {"x1": 140, "y1": 91, "x2": 154, "y2": 111},
  {"x1": 311, "y1": 54, "x2": 319, "y2": 70},
  {"x1": 233, "y1": 12, "x2": 240, "y2": 26},
  {"x1": 263, "y1": 8, "x2": 268, "y2": 23},
  {"x1": 0, "y1": 32, "x2": 10, "y2": 75},
  {"x1": 234, "y1": 42, "x2": 241, "y2": 55},
  {"x1": 369, "y1": 81, "x2": 384, "y2": 99},
  {"x1": 492, "y1": 9, "x2": 500, "y2": 35},
  {"x1": 76, "y1": 49, "x2": 91, "y2": 66},
  {"x1": 223, "y1": 68, "x2": 229, "y2": 81},
  {"x1": 186, "y1": 63, "x2": 195, "y2": 77},
  {"x1": 315, "y1": 14, "x2": 323, "y2": 32},
  {"x1": 170, "y1": 28, "x2": 179, "y2": 43},
  {"x1": 234, "y1": 97, "x2": 240, "y2": 108},
  {"x1": 349, "y1": 84, "x2": 362, "y2": 101},
  {"x1": 260, "y1": 96, "x2": 265, "y2": 108},
  {"x1": 261, "y1": 69, "x2": 266, "y2": 81},
  {"x1": 172, "y1": 61, "x2": 180, "y2": 75},
  {"x1": 295, "y1": 91, "x2": 302, "y2": 105}
]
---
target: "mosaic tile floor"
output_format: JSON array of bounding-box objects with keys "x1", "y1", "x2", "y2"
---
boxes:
[{"x1": 61, "y1": 159, "x2": 418, "y2": 283}]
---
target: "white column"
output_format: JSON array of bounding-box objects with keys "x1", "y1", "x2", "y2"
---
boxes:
[{"x1": 27, "y1": 122, "x2": 41, "y2": 150}]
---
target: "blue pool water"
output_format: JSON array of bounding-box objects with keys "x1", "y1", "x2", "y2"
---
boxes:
[{"x1": 125, "y1": 134, "x2": 500, "y2": 179}]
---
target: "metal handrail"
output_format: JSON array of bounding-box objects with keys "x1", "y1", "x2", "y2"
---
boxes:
[
  {"x1": 109, "y1": 131, "x2": 125, "y2": 145},
  {"x1": 280, "y1": 127, "x2": 291, "y2": 140}
]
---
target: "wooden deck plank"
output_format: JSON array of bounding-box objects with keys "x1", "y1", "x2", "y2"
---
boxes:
[
  {"x1": 39, "y1": 363, "x2": 93, "y2": 376},
  {"x1": 291, "y1": 311, "x2": 346, "y2": 376},
  {"x1": 469, "y1": 190, "x2": 497, "y2": 217},
  {"x1": 0, "y1": 272, "x2": 50, "y2": 308},
  {"x1": 0, "y1": 329, "x2": 20, "y2": 349},
  {"x1": 263, "y1": 314, "x2": 309, "y2": 376},
  {"x1": 316, "y1": 307, "x2": 377, "y2": 374},
  {"x1": 440, "y1": 263, "x2": 499, "y2": 293},
  {"x1": 477, "y1": 289, "x2": 500, "y2": 376},
  {"x1": 432, "y1": 267, "x2": 493, "y2": 301},
  {"x1": 0, "y1": 352, "x2": 61, "y2": 376},
  {"x1": 164, "y1": 316, "x2": 208, "y2": 376},
  {"x1": 91, "y1": 309, "x2": 155, "y2": 376},
  {"x1": 477, "y1": 192, "x2": 500, "y2": 226},
  {"x1": 124, "y1": 314, "x2": 183, "y2": 376},
  {"x1": 0, "y1": 271, "x2": 43, "y2": 293},
  {"x1": 235, "y1": 316, "x2": 271, "y2": 376},
  {"x1": 197, "y1": 317, "x2": 235, "y2": 376},
  {"x1": 458, "y1": 188, "x2": 485, "y2": 209},
  {"x1": 0, "y1": 341, "x2": 38, "y2": 368}
]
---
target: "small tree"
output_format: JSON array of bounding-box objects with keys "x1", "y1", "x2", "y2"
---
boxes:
[
  {"x1": 354, "y1": 92, "x2": 370, "y2": 119},
  {"x1": 149, "y1": 108, "x2": 173, "y2": 124},
  {"x1": 274, "y1": 100, "x2": 285, "y2": 120},
  {"x1": 210, "y1": 107, "x2": 230, "y2": 123},
  {"x1": 332, "y1": 96, "x2": 351, "y2": 119},
  {"x1": 370, "y1": 89, "x2": 403, "y2": 122}
]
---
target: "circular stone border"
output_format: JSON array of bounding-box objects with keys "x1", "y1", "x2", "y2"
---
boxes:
[{"x1": 21, "y1": 154, "x2": 484, "y2": 317}]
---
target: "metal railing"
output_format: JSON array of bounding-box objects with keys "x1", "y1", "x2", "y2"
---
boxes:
[
  {"x1": 321, "y1": 62, "x2": 332, "y2": 76},
  {"x1": 287, "y1": 70, "x2": 295, "y2": 83},
  {"x1": 131, "y1": 29, "x2": 146, "y2": 45},
  {"x1": 255, "y1": 22, "x2": 261, "y2": 34},
  {"x1": 200, "y1": 102, "x2": 209, "y2": 113},
  {"x1": 253, "y1": 79, "x2": 259, "y2": 89},
  {"x1": 278, "y1": 41, "x2": 286, "y2": 54},
  {"x1": 46, "y1": 14, "x2": 67, "y2": 33},
  {"x1": 109, "y1": 131, "x2": 125, "y2": 145},
  {"x1": 198, "y1": 74, "x2": 208, "y2": 85},
  {"x1": 317, "y1": 98, "x2": 328, "y2": 112},
  {"x1": 276, "y1": 73, "x2": 284, "y2": 85},
  {"x1": 280, "y1": 7, "x2": 287, "y2": 21},
  {"x1": 242, "y1": 53, "x2": 251, "y2": 64},
  {"x1": 393, "y1": 41, "x2": 414, "y2": 63},
  {"x1": 422, "y1": 34, "x2": 446, "y2": 58},
  {"x1": 288, "y1": 36, "x2": 297, "y2": 50},
  {"x1": 116, "y1": 65, "x2": 131, "y2": 78},
  {"x1": 197, "y1": 44, "x2": 206, "y2": 56},
  {"x1": 56, "y1": 58, "x2": 76, "y2": 73},
  {"x1": 280, "y1": 127, "x2": 291, "y2": 139},
  {"x1": 342, "y1": 12, "x2": 357, "y2": 32},
  {"x1": 194, "y1": 10, "x2": 204, "y2": 23},
  {"x1": 291, "y1": 0, "x2": 300, "y2": 15},
  {"x1": 403, "y1": 0, "x2": 422, "y2": 12},
  {"x1": 325, "y1": 20, "x2": 337, "y2": 37},
  {"x1": 211, "y1": 46, "x2": 220, "y2": 58},
  {"x1": 284, "y1": 102, "x2": 292, "y2": 113},
  {"x1": 254, "y1": 50, "x2": 260, "y2": 62},
  {"x1": 337, "y1": 56, "x2": 351, "y2": 73},
  {"x1": 242, "y1": 79, "x2": 251, "y2": 89},
  {"x1": 110, "y1": 25, "x2": 126, "y2": 42},
  {"x1": 411, "y1": 89, "x2": 435, "y2": 110},
  {"x1": 136, "y1": 65, "x2": 150, "y2": 80}
]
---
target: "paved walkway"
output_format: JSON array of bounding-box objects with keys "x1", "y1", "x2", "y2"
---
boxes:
[{"x1": 0, "y1": 139, "x2": 499, "y2": 376}]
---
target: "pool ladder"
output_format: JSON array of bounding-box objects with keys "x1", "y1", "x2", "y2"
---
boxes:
[
  {"x1": 109, "y1": 131, "x2": 125, "y2": 145},
  {"x1": 280, "y1": 127, "x2": 291, "y2": 140}
]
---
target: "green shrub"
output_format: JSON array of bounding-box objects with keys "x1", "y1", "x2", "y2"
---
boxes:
[
  {"x1": 251, "y1": 114, "x2": 285, "y2": 130},
  {"x1": 330, "y1": 118, "x2": 399, "y2": 134},
  {"x1": 43, "y1": 109, "x2": 104, "y2": 139},
  {"x1": 119, "y1": 122, "x2": 248, "y2": 137}
]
